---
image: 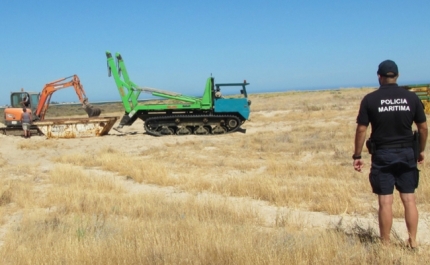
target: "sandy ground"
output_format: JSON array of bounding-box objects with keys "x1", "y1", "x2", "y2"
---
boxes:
[{"x1": 1, "y1": 115, "x2": 430, "y2": 248}]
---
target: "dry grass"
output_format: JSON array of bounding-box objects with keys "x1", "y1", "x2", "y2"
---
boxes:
[
  {"x1": 17, "y1": 138, "x2": 61, "y2": 150},
  {"x1": 51, "y1": 89, "x2": 378, "y2": 216},
  {"x1": 1, "y1": 88, "x2": 430, "y2": 264},
  {"x1": 53, "y1": 148, "x2": 171, "y2": 185}
]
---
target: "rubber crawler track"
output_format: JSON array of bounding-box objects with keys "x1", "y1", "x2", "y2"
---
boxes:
[{"x1": 143, "y1": 114, "x2": 244, "y2": 136}]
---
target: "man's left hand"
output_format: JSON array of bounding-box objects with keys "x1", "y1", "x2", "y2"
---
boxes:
[{"x1": 353, "y1": 159, "x2": 364, "y2": 172}]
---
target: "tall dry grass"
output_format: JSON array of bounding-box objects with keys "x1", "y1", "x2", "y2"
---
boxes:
[
  {"x1": 1, "y1": 88, "x2": 429, "y2": 264},
  {"x1": 51, "y1": 88, "x2": 430, "y2": 217}
]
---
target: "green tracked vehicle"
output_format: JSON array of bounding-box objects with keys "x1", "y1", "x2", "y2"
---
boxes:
[{"x1": 106, "y1": 51, "x2": 251, "y2": 136}]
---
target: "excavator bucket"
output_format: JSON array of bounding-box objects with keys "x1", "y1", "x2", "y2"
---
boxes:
[
  {"x1": 82, "y1": 101, "x2": 101, "y2": 117},
  {"x1": 84, "y1": 105, "x2": 102, "y2": 117}
]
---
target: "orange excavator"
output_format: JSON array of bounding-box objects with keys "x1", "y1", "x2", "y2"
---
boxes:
[{"x1": 3, "y1": 75, "x2": 101, "y2": 128}]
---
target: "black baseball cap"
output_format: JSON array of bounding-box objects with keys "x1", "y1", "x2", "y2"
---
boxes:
[{"x1": 377, "y1": 60, "x2": 398, "y2": 77}]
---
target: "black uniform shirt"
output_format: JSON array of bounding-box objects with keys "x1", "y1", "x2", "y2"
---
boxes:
[{"x1": 356, "y1": 83, "x2": 427, "y2": 146}]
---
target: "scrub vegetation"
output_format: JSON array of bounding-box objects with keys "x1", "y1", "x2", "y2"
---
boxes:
[{"x1": 1, "y1": 87, "x2": 429, "y2": 264}]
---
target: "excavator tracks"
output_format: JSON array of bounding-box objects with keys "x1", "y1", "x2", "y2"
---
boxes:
[
  {"x1": 143, "y1": 114, "x2": 245, "y2": 136},
  {"x1": 0, "y1": 126, "x2": 42, "y2": 136}
]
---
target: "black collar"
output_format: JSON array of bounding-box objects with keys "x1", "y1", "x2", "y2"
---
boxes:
[{"x1": 379, "y1": 83, "x2": 398, "y2": 89}]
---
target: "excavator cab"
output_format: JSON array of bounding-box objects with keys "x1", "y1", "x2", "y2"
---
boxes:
[
  {"x1": 4, "y1": 91, "x2": 40, "y2": 127},
  {"x1": 10, "y1": 92, "x2": 40, "y2": 109}
]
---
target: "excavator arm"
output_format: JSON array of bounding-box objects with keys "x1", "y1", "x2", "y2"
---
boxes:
[{"x1": 34, "y1": 75, "x2": 101, "y2": 120}]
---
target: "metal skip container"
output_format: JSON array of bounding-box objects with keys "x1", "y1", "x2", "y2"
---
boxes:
[{"x1": 34, "y1": 116, "x2": 118, "y2": 138}]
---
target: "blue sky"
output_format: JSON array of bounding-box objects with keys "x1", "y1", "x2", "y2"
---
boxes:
[{"x1": 1, "y1": 1, "x2": 430, "y2": 105}]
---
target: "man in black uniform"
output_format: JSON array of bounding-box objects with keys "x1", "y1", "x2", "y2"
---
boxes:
[{"x1": 353, "y1": 60, "x2": 428, "y2": 248}]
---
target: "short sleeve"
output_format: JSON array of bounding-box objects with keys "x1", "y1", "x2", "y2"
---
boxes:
[
  {"x1": 414, "y1": 96, "x2": 427, "y2": 124},
  {"x1": 356, "y1": 96, "x2": 370, "y2": 126}
]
